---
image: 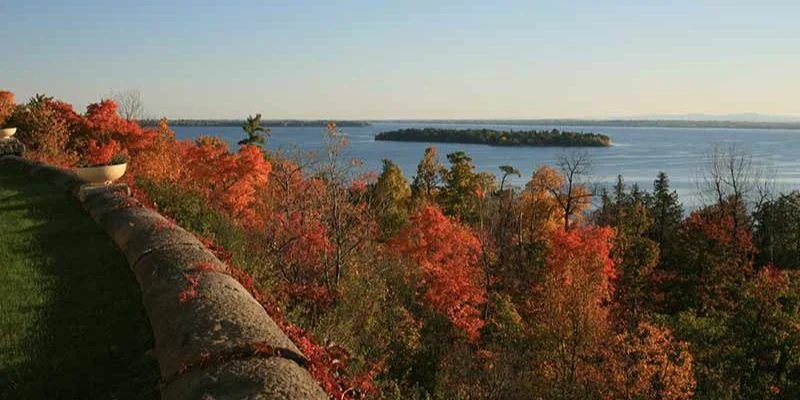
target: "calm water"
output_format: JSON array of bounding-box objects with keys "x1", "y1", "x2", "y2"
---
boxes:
[{"x1": 173, "y1": 122, "x2": 800, "y2": 209}]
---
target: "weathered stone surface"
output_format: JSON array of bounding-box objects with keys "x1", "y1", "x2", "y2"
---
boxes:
[
  {"x1": 24, "y1": 163, "x2": 85, "y2": 192},
  {"x1": 95, "y1": 206, "x2": 202, "y2": 266},
  {"x1": 131, "y1": 243, "x2": 228, "y2": 289},
  {"x1": 77, "y1": 183, "x2": 130, "y2": 203},
  {"x1": 162, "y1": 357, "x2": 327, "y2": 400},
  {"x1": 139, "y1": 271, "x2": 303, "y2": 380},
  {"x1": 83, "y1": 190, "x2": 142, "y2": 222},
  {"x1": 0, "y1": 155, "x2": 83, "y2": 191},
  {"x1": 0, "y1": 155, "x2": 43, "y2": 172},
  {"x1": 0, "y1": 138, "x2": 25, "y2": 157}
]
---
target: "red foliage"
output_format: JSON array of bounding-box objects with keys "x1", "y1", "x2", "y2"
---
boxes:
[
  {"x1": 390, "y1": 205, "x2": 486, "y2": 340},
  {"x1": 530, "y1": 226, "x2": 618, "y2": 397},
  {"x1": 670, "y1": 202, "x2": 756, "y2": 311},
  {"x1": 0, "y1": 90, "x2": 14, "y2": 125},
  {"x1": 249, "y1": 158, "x2": 338, "y2": 309},
  {"x1": 129, "y1": 118, "x2": 183, "y2": 183},
  {"x1": 82, "y1": 139, "x2": 120, "y2": 166},
  {"x1": 683, "y1": 206, "x2": 753, "y2": 255},
  {"x1": 546, "y1": 226, "x2": 617, "y2": 300},
  {"x1": 178, "y1": 136, "x2": 271, "y2": 223},
  {"x1": 75, "y1": 99, "x2": 155, "y2": 153},
  {"x1": 178, "y1": 272, "x2": 200, "y2": 304}
]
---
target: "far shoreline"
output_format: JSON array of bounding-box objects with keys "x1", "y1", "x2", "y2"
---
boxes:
[
  {"x1": 150, "y1": 119, "x2": 800, "y2": 130},
  {"x1": 367, "y1": 119, "x2": 800, "y2": 130}
]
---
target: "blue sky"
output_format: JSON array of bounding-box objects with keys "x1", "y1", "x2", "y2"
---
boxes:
[{"x1": 1, "y1": 1, "x2": 798, "y2": 119}]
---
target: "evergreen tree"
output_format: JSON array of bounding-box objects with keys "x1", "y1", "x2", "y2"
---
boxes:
[
  {"x1": 238, "y1": 113, "x2": 269, "y2": 146},
  {"x1": 648, "y1": 172, "x2": 683, "y2": 252},
  {"x1": 754, "y1": 191, "x2": 800, "y2": 268},
  {"x1": 440, "y1": 151, "x2": 481, "y2": 221}
]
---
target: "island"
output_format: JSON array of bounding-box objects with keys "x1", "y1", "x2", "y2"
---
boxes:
[{"x1": 374, "y1": 127, "x2": 612, "y2": 147}]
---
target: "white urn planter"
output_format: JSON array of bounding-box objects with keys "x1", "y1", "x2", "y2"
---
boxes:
[
  {"x1": 75, "y1": 163, "x2": 127, "y2": 184},
  {"x1": 0, "y1": 127, "x2": 16, "y2": 139}
]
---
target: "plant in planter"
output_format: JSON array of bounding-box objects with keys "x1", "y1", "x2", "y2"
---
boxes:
[
  {"x1": 0, "y1": 90, "x2": 16, "y2": 139},
  {"x1": 74, "y1": 139, "x2": 130, "y2": 184}
]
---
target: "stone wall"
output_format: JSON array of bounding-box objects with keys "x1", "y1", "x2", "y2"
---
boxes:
[
  {"x1": 0, "y1": 156, "x2": 328, "y2": 400},
  {"x1": 0, "y1": 138, "x2": 25, "y2": 157}
]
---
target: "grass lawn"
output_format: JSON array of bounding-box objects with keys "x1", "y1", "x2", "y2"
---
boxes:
[{"x1": 0, "y1": 164, "x2": 159, "y2": 399}]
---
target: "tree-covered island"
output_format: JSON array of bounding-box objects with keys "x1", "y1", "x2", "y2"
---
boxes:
[{"x1": 374, "y1": 127, "x2": 612, "y2": 147}]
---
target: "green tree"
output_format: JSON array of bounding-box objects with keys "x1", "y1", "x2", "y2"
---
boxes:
[
  {"x1": 592, "y1": 175, "x2": 659, "y2": 325},
  {"x1": 238, "y1": 113, "x2": 270, "y2": 146},
  {"x1": 498, "y1": 165, "x2": 520, "y2": 193},
  {"x1": 670, "y1": 267, "x2": 800, "y2": 399},
  {"x1": 411, "y1": 146, "x2": 447, "y2": 203},
  {"x1": 648, "y1": 172, "x2": 683, "y2": 255},
  {"x1": 754, "y1": 191, "x2": 800, "y2": 268},
  {"x1": 372, "y1": 159, "x2": 412, "y2": 239},
  {"x1": 666, "y1": 199, "x2": 754, "y2": 314},
  {"x1": 440, "y1": 151, "x2": 481, "y2": 221}
]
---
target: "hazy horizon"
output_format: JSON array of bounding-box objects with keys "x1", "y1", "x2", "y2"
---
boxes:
[
  {"x1": 152, "y1": 114, "x2": 800, "y2": 123},
  {"x1": 3, "y1": 1, "x2": 799, "y2": 120}
]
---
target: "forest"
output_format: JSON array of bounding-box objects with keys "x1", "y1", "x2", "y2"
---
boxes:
[
  {"x1": 375, "y1": 127, "x2": 612, "y2": 147},
  {"x1": 5, "y1": 89, "x2": 800, "y2": 399}
]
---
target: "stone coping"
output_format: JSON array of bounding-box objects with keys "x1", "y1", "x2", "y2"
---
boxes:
[{"x1": 0, "y1": 156, "x2": 327, "y2": 400}]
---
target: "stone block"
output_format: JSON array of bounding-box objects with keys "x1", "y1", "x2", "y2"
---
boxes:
[
  {"x1": 93, "y1": 206, "x2": 201, "y2": 265},
  {"x1": 131, "y1": 243, "x2": 228, "y2": 288},
  {"x1": 0, "y1": 138, "x2": 25, "y2": 157},
  {"x1": 138, "y1": 270, "x2": 303, "y2": 380},
  {"x1": 162, "y1": 357, "x2": 327, "y2": 400}
]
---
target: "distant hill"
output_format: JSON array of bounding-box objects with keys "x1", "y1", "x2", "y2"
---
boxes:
[
  {"x1": 620, "y1": 113, "x2": 800, "y2": 123},
  {"x1": 374, "y1": 119, "x2": 800, "y2": 130}
]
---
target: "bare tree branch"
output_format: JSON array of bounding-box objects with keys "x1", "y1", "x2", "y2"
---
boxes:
[{"x1": 111, "y1": 89, "x2": 144, "y2": 121}]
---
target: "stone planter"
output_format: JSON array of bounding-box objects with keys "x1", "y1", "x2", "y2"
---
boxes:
[
  {"x1": 75, "y1": 163, "x2": 127, "y2": 184},
  {"x1": 0, "y1": 127, "x2": 16, "y2": 139}
]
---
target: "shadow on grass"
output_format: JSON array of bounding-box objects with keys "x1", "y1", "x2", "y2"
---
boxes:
[{"x1": 0, "y1": 166, "x2": 159, "y2": 399}]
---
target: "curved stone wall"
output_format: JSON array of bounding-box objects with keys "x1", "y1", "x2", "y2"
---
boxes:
[{"x1": 0, "y1": 156, "x2": 328, "y2": 400}]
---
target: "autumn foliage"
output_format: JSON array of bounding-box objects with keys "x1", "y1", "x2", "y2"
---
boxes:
[
  {"x1": 13, "y1": 88, "x2": 800, "y2": 399},
  {"x1": 0, "y1": 90, "x2": 14, "y2": 126},
  {"x1": 390, "y1": 205, "x2": 486, "y2": 340},
  {"x1": 178, "y1": 136, "x2": 271, "y2": 223}
]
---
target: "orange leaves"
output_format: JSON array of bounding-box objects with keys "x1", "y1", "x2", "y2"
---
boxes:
[
  {"x1": 225, "y1": 144, "x2": 271, "y2": 222},
  {"x1": 179, "y1": 136, "x2": 271, "y2": 223},
  {"x1": 610, "y1": 322, "x2": 696, "y2": 400},
  {"x1": 82, "y1": 139, "x2": 120, "y2": 166},
  {"x1": 76, "y1": 99, "x2": 155, "y2": 153},
  {"x1": 531, "y1": 226, "x2": 618, "y2": 396},
  {"x1": 129, "y1": 118, "x2": 183, "y2": 183},
  {"x1": 546, "y1": 226, "x2": 616, "y2": 297},
  {"x1": 534, "y1": 226, "x2": 616, "y2": 335},
  {"x1": 519, "y1": 166, "x2": 565, "y2": 239},
  {"x1": 390, "y1": 205, "x2": 486, "y2": 340},
  {"x1": 0, "y1": 90, "x2": 14, "y2": 125}
]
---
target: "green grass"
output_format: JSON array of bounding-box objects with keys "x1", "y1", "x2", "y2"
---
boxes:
[{"x1": 0, "y1": 164, "x2": 159, "y2": 399}]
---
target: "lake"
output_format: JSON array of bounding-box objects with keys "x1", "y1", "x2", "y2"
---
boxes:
[{"x1": 172, "y1": 122, "x2": 800, "y2": 210}]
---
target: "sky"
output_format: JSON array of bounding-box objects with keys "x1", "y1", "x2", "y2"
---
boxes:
[{"x1": 1, "y1": 0, "x2": 799, "y2": 120}]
